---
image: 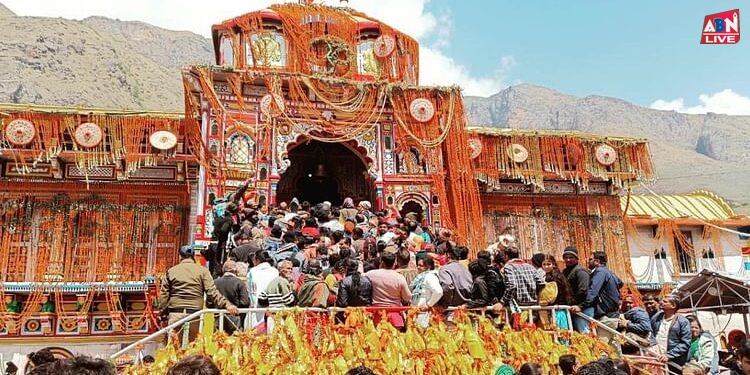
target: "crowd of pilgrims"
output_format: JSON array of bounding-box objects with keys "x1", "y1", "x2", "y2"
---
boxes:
[
  {"x1": 201, "y1": 191, "x2": 726, "y2": 374},
  {"x1": 205, "y1": 192, "x2": 611, "y2": 331}
]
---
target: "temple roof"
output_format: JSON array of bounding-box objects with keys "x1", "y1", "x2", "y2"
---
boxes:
[
  {"x1": 621, "y1": 190, "x2": 740, "y2": 221},
  {"x1": 0, "y1": 102, "x2": 184, "y2": 118},
  {"x1": 208, "y1": 3, "x2": 420, "y2": 84},
  {"x1": 465, "y1": 126, "x2": 655, "y2": 190},
  {"x1": 466, "y1": 126, "x2": 648, "y2": 142}
]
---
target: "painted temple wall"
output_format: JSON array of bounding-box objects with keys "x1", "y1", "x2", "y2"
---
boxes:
[
  {"x1": 0, "y1": 180, "x2": 192, "y2": 283},
  {"x1": 627, "y1": 224, "x2": 745, "y2": 285}
]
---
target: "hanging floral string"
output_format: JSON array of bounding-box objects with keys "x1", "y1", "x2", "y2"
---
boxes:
[{"x1": 468, "y1": 128, "x2": 656, "y2": 191}]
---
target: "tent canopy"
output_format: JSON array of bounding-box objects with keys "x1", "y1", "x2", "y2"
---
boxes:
[{"x1": 674, "y1": 269, "x2": 750, "y2": 313}]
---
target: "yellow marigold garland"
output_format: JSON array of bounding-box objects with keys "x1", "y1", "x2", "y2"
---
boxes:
[{"x1": 123, "y1": 309, "x2": 614, "y2": 375}]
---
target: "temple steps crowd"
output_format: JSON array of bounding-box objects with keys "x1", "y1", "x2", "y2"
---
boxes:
[{"x1": 151, "y1": 188, "x2": 739, "y2": 375}]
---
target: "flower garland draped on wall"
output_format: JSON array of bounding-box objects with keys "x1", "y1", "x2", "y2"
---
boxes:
[
  {"x1": 0, "y1": 182, "x2": 190, "y2": 284},
  {"x1": 468, "y1": 128, "x2": 656, "y2": 190},
  {"x1": 0, "y1": 106, "x2": 206, "y2": 175},
  {"x1": 216, "y1": 3, "x2": 421, "y2": 83},
  {"x1": 186, "y1": 68, "x2": 487, "y2": 255}
]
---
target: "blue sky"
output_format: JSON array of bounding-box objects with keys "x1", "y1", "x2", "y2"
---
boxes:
[
  {"x1": 2, "y1": 0, "x2": 749, "y2": 114},
  {"x1": 422, "y1": 1, "x2": 748, "y2": 110}
]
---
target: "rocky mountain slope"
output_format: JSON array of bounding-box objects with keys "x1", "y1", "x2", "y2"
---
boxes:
[
  {"x1": 0, "y1": 8, "x2": 211, "y2": 110},
  {"x1": 0, "y1": 5, "x2": 747, "y2": 213}
]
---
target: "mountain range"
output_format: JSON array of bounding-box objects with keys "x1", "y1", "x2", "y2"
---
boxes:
[{"x1": 1, "y1": 4, "x2": 747, "y2": 213}]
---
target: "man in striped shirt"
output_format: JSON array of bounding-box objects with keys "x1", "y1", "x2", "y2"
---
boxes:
[{"x1": 259, "y1": 260, "x2": 296, "y2": 308}]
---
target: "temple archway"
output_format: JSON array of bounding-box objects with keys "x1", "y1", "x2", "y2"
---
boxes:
[
  {"x1": 276, "y1": 140, "x2": 373, "y2": 206},
  {"x1": 396, "y1": 193, "x2": 429, "y2": 225}
]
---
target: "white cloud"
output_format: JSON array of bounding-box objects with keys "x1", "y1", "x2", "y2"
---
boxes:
[
  {"x1": 2, "y1": 0, "x2": 511, "y2": 97},
  {"x1": 419, "y1": 49, "x2": 514, "y2": 96},
  {"x1": 651, "y1": 89, "x2": 750, "y2": 116}
]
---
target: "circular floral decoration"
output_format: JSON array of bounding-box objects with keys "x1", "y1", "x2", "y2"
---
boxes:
[
  {"x1": 309, "y1": 36, "x2": 353, "y2": 77},
  {"x1": 468, "y1": 138, "x2": 482, "y2": 159},
  {"x1": 74, "y1": 122, "x2": 103, "y2": 148},
  {"x1": 96, "y1": 318, "x2": 112, "y2": 331},
  {"x1": 129, "y1": 318, "x2": 145, "y2": 331},
  {"x1": 260, "y1": 94, "x2": 286, "y2": 116},
  {"x1": 373, "y1": 34, "x2": 396, "y2": 58},
  {"x1": 61, "y1": 318, "x2": 77, "y2": 332},
  {"x1": 595, "y1": 144, "x2": 617, "y2": 166},
  {"x1": 149, "y1": 130, "x2": 178, "y2": 150},
  {"x1": 409, "y1": 98, "x2": 435, "y2": 123},
  {"x1": 4, "y1": 119, "x2": 37, "y2": 146},
  {"x1": 25, "y1": 319, "x2": 40, "y2": 332},
  {"x1": 507, "y1": 143, "x2": 529, "y2": 163},
  {"x1": 277, "y1": 123, "x2": 291, "y2": 136}
]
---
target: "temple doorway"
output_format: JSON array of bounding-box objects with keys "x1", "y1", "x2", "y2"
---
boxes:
[{"x1": 276, "y1": 140, "x2": 373, "y2": 206}]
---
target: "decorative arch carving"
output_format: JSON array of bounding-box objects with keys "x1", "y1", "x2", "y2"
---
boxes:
[
  {"x1": 273, "y1": 123, "x2": 378, "y2": 176},
  {"x1": 394, "y1": 192, "x2": 429, "y2": 211},
  {"x1": 394, "y1": 192, "x2": 430, "y2": 224}
]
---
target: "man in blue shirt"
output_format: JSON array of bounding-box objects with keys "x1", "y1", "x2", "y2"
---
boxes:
[{"x1": 571, "y1": 251, "x2": 622, "y2": 349}]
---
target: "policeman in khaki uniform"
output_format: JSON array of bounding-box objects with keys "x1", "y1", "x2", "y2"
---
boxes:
[{"x1": 158, "y1": 245, "x2": 240, "y2": 342}]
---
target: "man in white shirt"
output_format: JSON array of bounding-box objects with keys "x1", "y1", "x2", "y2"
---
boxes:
[
  {"x1": 652, "y1": 295, "x2": 691, "y2": 374},
  {"x1": 247, "y1": 251, "x2": 279, "y2": 329}
]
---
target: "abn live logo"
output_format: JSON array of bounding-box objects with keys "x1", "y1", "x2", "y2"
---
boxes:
[{"x1": 701, "y1": 9, "x2": 740, "y2": 44}]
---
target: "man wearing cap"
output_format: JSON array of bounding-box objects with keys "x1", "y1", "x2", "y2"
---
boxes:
[
  {"x1": 357, "y1": 200, "x2": 374, "y2": 219},
  {"x1": 158, "y1": 245, "x2": 240, "y2": 342},
  {"x1": 562, "y1": 246, "x2": 592, "y2": 333}
]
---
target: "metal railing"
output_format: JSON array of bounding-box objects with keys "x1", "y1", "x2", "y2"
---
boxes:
[{"x1": 110, "y1": 304, "x2": 673, "y2": 374}]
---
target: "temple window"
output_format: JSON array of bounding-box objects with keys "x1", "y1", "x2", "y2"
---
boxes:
[
  {"x1": 219, "y1": 34, "x2": 235, "y2": 67},
  {"x1": 675, "y1": 230, "x2": 697, "y2": 273},
  {"x1": 247, "y1": 32, "x2": 287, "y2": 68},
  {"x1": 227, "y1": 133, "x2": 254, "y2": 165},
  {"x1": 210, "y1": 119, "x2": 219, "y2": 136},
  {"x1": 356, "y1": 41, "x2": 381, "y2": 78}
]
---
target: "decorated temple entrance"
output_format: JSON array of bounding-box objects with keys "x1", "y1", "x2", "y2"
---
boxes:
[{"x1": 276, "y1": 140, "x2": 373, "y2": 206}]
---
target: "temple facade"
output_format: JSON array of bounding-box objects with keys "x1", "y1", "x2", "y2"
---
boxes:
[
  {"x1": 0, "y1": 105, "x2": 203, "y2": 356},
  {"x1": 0, "y1": 3, "x2": 657, "y2": 353},
  {"x1": 182, "y1": 4, "x2": 482, "y2": 248}
]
